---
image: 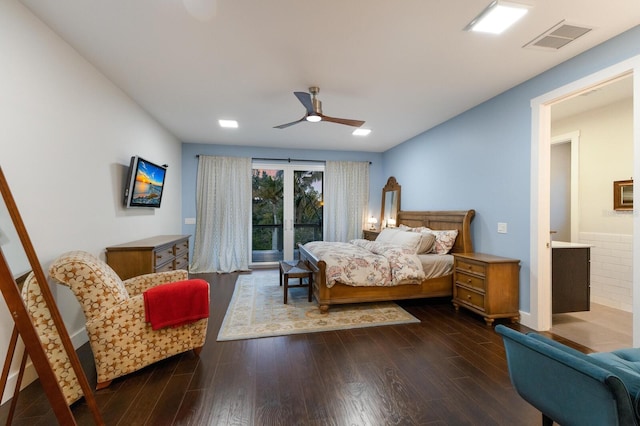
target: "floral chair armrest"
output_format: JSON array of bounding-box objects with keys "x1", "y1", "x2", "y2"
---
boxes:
[
  {"x1": 85, "y1": 294, "x2": 206, "y2": 386},
  {"x1": 123, "y1": 269, "x2": 189, "y2": 296}
]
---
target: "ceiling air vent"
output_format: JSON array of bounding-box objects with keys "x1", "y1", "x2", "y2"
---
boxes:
[{"x1": 524, "y1": 20, "x2": 592, "y2": 50}]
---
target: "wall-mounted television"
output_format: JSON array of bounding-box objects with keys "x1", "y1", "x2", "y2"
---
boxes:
[{"x1": 123, "y1": 156, "x2": 167, "y2": 208}]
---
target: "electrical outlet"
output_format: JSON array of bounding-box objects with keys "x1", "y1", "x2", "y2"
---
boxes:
[
  {"x1": 184, "y1": 217, "x2": 196, "y2": 225},
  {"x1": 497, "y1": 222, "x2": 508, "y2": 234}
]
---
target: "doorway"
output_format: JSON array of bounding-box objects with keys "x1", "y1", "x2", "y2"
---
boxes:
[
  {"x1": 251, "y1": 162, "x2": 324, "y2": 264},
  {"x1": 549, "y1": 101, "x2": 634, "y2": 350},
  {"x1": 528, "y1": 56, "x2": 640, "y2": 345},
  {"x1": 550, "y1": 131, "x2": 580, "y2": 243}
]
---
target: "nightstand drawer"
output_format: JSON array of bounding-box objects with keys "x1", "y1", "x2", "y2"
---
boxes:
[
  {"x1": 456, "y1": 259, "x2": 486, "y2": 277},
  {"x1": 456, "y1": 271, "x2": 485, "y2": 291},
  {"x1": 456, "y1": 286, "x2": 485, "y2": 311}
]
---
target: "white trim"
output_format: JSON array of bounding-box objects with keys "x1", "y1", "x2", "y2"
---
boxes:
[
  {"x1": 633, "y1": 69, "x2": 640, "y2": 346},
  {"x1": 526, "y1": 100, "x2": 552, "y2": 330},
  {"x1": 529, "y1": 55, "x2": 640, "y2": 334}
]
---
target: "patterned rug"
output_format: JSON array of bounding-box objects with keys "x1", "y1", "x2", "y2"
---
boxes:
[{"x1": 217, "y1": 271, "x2": 420, "y2": 341}]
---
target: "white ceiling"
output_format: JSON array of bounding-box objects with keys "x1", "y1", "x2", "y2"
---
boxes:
[{"x1": 19, "y1": 0, "x2": 640, "y2": 152}]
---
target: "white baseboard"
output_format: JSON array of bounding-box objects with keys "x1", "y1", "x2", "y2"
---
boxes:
[{"x1": 518, "y1": 310, "x2": 538, "y2": 330}]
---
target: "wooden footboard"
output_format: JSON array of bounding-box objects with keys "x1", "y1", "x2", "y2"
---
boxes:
[{"x1": 299, "y1": 209, "x2": 475, "y2": 312}]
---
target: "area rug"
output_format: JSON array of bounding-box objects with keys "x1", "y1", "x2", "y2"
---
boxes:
[{"x1": 217, "y1": 272, "x2": 420, "y2": 341}]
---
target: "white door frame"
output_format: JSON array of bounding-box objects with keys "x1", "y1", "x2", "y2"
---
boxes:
[{"x1": 527, "y1": 55, "x2": 640, "y2": 338}]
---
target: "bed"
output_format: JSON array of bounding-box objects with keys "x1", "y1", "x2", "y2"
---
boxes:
[{"x1": 298, "y1": 209, "x2": 475, "y2": 313}]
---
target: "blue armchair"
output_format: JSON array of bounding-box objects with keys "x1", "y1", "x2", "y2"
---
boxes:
[{"x1": 496, "y1": 324, "x2": 640, "y2": 426}]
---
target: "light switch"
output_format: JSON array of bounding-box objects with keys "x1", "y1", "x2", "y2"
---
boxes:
[
  {"x1": 185, "y1": 217, "x2": 196, "y2": 225},
  {"x1": 497, "y1": 222, "x2": 508, "y2": 234}
]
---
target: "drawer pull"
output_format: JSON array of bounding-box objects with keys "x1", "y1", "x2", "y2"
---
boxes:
[
  {"x1": 467, "y1": 278, "x2": 472, "y2": 283},
  {"x1": 467, "y1": 295, "x2": 472, "y2": 300}
]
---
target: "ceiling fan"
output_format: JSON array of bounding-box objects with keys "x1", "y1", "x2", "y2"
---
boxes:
[{"x1": 274, "y1": 87, "x2": 365, "y2": 129}]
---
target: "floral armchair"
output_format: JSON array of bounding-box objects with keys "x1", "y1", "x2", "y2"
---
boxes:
[{"x1": 49, "y1": 251, "x2": 208, "y2": 390}]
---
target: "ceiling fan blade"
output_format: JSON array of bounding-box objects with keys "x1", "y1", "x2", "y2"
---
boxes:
[
  {"x1": 273, "y1": 116, "x2": 307, "y2": 129},
  {"x1": 320, "y1": 115, "x2": 365, "y2": 127},
  {"x1": 294, "y1": 91, "x2": 314, "y2": 114}
]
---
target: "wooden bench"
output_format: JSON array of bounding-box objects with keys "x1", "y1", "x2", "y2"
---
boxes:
[{"x1": 279, "y1": 260, "x2": 313, "y2": 304}]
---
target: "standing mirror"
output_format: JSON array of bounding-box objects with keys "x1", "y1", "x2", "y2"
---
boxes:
[
  {"x1": 380, "y1": 176, "x2": 401, "y2": 228},
  {"x1": 0, "y1": 167, "x2": 103, "y2": 425}
]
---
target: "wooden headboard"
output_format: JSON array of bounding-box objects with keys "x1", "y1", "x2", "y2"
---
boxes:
[{"x1": 397, "y1": 210, "x2": 475, "y2": 254}]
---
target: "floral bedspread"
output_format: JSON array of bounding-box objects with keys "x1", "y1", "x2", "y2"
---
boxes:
[{"x1": 304, "y1": 239, "x2": 425, "y2": 288}]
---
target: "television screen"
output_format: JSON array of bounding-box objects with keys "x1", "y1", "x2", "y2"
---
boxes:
[{"x1": 123, "y1": 156, "x2": 167, "y2": 208}]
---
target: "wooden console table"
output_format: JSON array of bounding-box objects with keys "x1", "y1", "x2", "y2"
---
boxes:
[{"x1": 106, "y1": 235, "x2": 190, "y2": 280}]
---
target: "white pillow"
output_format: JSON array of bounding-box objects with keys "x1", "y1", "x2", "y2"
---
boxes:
[
  {"x1": 375, "y1": 227, "x2": 402, "y2": 242},
  {"x1": 376, "y1": 228, "x2": 423, "y2": 253},
  {"x1": 396, "y1": 225, "x2": 436, "y2": 253}
]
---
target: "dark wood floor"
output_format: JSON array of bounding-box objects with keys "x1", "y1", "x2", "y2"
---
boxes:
[{"x1": 0, "y1": 269, "x2": 586, "y2": 425}]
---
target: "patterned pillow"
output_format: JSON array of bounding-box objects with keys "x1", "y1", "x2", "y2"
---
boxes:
[{"x1": 431, "y1": 230, "x2": 459, "y2": 254}]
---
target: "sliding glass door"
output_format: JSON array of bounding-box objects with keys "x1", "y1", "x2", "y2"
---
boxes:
[{"x1": 251, "y1": 162, "x2": 323, "y2": 264}]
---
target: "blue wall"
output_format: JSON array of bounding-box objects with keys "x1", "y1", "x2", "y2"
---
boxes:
[
  {"x1": 181, "y1": 143, "x2": 384, "y2": 242},
  {"x1": 181, "y1": 26, "x2": 639, "y2": 313},
  {"x1": 383, "y1": 25, "x2": 640, "y2": 312}
]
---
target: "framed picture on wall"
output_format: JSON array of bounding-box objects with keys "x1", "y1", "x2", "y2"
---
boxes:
[{"x1": 613, "y1": 179, "x2": 633, "y2": 211}]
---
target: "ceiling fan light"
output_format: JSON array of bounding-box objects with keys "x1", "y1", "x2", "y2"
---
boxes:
[{"x1": 306, "y1": 115, "x2": 322, "y2": 123}]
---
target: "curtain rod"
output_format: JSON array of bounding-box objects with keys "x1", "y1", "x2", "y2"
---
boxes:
[
  {"x1": 252, "y1": 157, "x2": 324, "y2": 163},
  {"x1": 196, "y1": 155, "x2": 371, "y2": 164}
]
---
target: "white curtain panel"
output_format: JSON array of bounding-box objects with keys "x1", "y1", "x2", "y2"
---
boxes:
[
  {"x1": 190, "y1": 156, "x2": 251, "y2": 273},
  {"x1": 324, "y1": 161, "x2": 370, "y2": 242}
]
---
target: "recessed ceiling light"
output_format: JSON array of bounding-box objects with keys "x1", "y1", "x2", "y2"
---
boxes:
[
  {"x1": 218, "y1": 119, "x2": 238, "y2": 128},
  {"x1": 353, "y1": 128, "x2": 371, "y2": 136},
  {"x1": 464, "y1": 1, "x2": 529, "y2": 35}
]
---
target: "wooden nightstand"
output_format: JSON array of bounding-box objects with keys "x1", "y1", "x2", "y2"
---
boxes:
[
  {"x1": 452, "y1": 253, "x2": 520, "y2": 326},
  {"x1": 362, "y1": 230, "x2": 380, "y2": 241}
]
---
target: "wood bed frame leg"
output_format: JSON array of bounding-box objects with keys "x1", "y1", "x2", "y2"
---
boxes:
[
  {"x1": 319, "y1": 305, "x2": 329, "y2": 314},
  {"x1": 193, "y1": 346, "x2": 203, "y2": 356}
]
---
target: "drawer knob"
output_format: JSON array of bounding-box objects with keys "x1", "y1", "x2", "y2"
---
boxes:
[
  {"x1": 467, "y1": 295, "x2": 472, "y2": 300},
  {"x1": 467, "y1": 278, "x2": 472, "y2": 283}
]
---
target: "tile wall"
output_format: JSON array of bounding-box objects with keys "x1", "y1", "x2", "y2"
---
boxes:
[{"x1": 579, "y1": 232, "x2": 633, "y2": 312}]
